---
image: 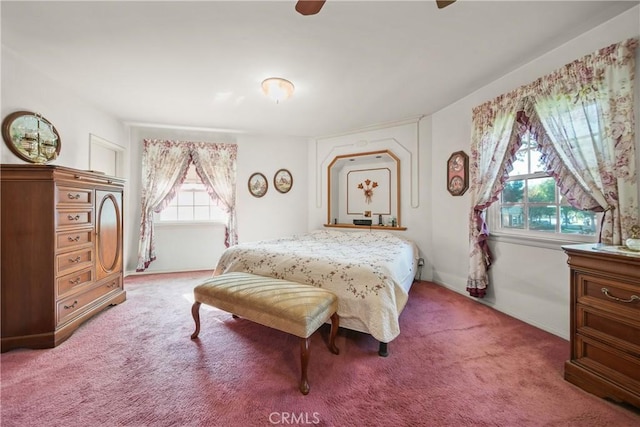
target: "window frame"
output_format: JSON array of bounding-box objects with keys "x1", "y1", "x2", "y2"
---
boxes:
[
  {"x1": 154, "y1": 165, "x2": 227, "y2": 225},
  {"x1": 488, "y1": 133, "x2": 599, "y2": 250}
]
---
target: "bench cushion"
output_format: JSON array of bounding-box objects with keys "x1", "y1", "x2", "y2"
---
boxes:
[{"x1": 194, "y1": 272, "x2": 338, "y2": 338}]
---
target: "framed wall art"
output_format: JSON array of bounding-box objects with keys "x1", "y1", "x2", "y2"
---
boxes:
[
  {"x1": 446, "y1": 151, "x2": 469, "y2": 196},
  {"x1": 248, "y1": 172, "x2": 268, "y2": 198},
  {"x1": 273, "y1": 168, "x2": 293, "y2": 194}
]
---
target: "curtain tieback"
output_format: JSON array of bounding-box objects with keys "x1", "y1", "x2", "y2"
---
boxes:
[{"x1": 598, "y1": 205, "x2": 615, "y2": 243}]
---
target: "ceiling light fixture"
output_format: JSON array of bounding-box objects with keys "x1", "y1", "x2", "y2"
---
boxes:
[{"x1": 261, "y1": 77, "x2": 295, "y2": 103}]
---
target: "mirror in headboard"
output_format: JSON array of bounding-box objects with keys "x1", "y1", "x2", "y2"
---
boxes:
[{"x1": 327, "y1": 150, "x2": 404, "y2": 229}]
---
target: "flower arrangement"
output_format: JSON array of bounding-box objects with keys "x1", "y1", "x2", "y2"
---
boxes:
[{"x1": 357, "y1": 179, "x2": 378, "y2": 204}]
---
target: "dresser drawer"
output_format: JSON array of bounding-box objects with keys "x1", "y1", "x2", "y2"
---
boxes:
[
  {"x1": 56, "y1": 248, "x2": 93, "y2": 276},
  {"x1": 56, "y1": 268, "x2": 94, "y2": 298},
  {"x1": 57, "y1": 276, "x2": 122, "y2": 326},
  {"x1": 574, "y1": 334, "x2": 640, "y2": 385},
  {"x1": 576, "y1": 273, "x2": 640, "y2": 318},
  {"x1": 56, "y1": 186, "x2": 92, "y2": 206},
  {"x1": 56, "y1": 229, "x2": 93, "y2": 251},
  {"x1": 577, "y1": 305, "x2": 640, "y2": 350},
  {"x1": 56, "y1": 209, "x2": 92, "y2": 228}
]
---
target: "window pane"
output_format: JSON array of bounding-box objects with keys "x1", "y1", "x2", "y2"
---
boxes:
[
  {"x1": 528, "y1": 177, "x2": 556, "y2": 203},
  {"x1": 501, "y1": 206, "x2": 524, "y2": 229},
  {"x1": 560, "y1": 206, "x2": 596, "y2": 236},
  {"x1": 194, "y1": 191, "x2": 211, "y2": 205},
  {"x1": 528, "y1": 205, "x2": 557, "y2": 232},
  {"x1": 194, "y1": 206, "x2": 209, "y2": 220},
  {"x1": 177, "y1": 191, "x2": 193, "y2": 205},
  {"x1": 503, "y1": 180, "x2": 524, "y2": 203},
  {"x1": 178, "y1": 206, "x2": 193, "y2": 221}
]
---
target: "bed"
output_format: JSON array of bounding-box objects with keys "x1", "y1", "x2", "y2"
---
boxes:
[{"x1": 214, "y1": 229, "x2": 420, "y2": 356}]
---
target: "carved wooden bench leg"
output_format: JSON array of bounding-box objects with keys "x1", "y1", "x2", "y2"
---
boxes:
[
  {"x1": 191, "y1": 301, "x2": 201, "y2": 339},
  {"x1": 300, "y1": 337, "x2": 310, "y2": 395}
]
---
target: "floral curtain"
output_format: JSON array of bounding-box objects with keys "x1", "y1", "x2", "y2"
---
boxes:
[
  {"x1": 467, "y1": 94, "x2": 525, "y2": 297},
  {"x1": 467, "y1": 38, "x2": 638, "y2": 298},
  {"x1": 191, "y1": 141, "x2": 238, "y2": 247},
  {"x1": 136, "y1": 139, "x2": 238, "y2": 272},
  {"x1": 527, "y1": 39, "x2": 638, "y2": 244},
  {"x1": 136, "y1": 139, "x2": 191, "y2": 271}
]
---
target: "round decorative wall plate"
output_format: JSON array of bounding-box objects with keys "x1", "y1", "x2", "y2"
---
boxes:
[
  {"x1": 274, "y1": 168, "x2": 293, "y2": 194},
  {"x1": 2, "y1": 111, "x2": 61, "y2": 164},
  {"x1": 248, "y1": 172, "x2": 268, "y2": 197}
]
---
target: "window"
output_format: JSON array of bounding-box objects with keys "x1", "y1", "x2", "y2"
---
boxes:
[
  {"x1": 491, "y1": 131, "x2": 597, "y2": 241},
  {"x1": 156, "y1": 164, "x2": 227, "y2": 223}
]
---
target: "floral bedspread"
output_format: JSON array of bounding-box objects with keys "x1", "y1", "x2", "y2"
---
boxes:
[{"x1": 215, "y1": 229, "x2": 419, "y2": 342}]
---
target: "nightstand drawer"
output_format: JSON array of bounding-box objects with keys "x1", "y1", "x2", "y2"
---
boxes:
[
  {"x1": 574, "y1": 335, "x2": 640, "y2": 384},
  {"x1": 577, "y1": 274, "x2": 640, "y2": 317},
  {"x1": 577, "y1": 305, "x2": 640, "y2": 350}
]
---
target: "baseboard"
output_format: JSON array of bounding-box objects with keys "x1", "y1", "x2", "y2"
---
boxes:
[{"x1": 124, "y1": 268, "x2": 214, "y2": 278}]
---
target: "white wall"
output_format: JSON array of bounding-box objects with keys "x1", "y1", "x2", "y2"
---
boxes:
[
  {"x1": 1, "y1": 47, "x2": 132, "y2": 262},
  {"x1": 1, "y1": 48, "x2": 129, "y2": 170},
  {"x1": 427, "y1": 6, "x2": 640, "y2": 339},
  {"x1": 126, "y1": 126, "x2": 308, "y2": 274}
]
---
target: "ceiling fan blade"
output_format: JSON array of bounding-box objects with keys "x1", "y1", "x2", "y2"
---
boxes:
[
  {"x1": 436, "y1": 0, "x2": 456, "y2": 9},
  {"x1": 295, "y1": 0, "x2": 326, "y2": 16}
]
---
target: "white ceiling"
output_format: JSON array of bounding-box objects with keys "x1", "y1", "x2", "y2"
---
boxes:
[{"x1": 2, "y1": 1, "x2": 638, "y2": 138}]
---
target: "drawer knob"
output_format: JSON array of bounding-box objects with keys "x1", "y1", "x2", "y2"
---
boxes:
[
  {"x1": 68, "y1": 235, "x2": 81, "y2": 242},
  {"x1": 67, "y1": 193, "x2": 81, "y2": 200},
  {"x1": 67, "y1": 214, "x2": 81, "y2": 221},
  {"x1": 69, "y1": 277, "x2": 81, "y2": 285},
  {"x1": 69, "y1": 256, "x2": 81, "y2": 263},
  {"x1": 64, "y1": 300, "x2": 78, "y2": 310},
  {"x1": 601, "y1": 287, "x2": 640, "y2": 304}
]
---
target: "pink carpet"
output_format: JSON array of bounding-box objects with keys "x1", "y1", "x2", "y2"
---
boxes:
[{"x1": 1, "y1": 270, "x2": 638, "y2": 426}]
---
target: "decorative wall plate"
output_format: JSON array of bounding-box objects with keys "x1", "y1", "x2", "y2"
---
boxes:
[
  {"x1": 2, "y1": 111, "x2": 61, "y2": 164},
  {"x1": 248, "y1": 172, "x2": 268, "y2": 197},
  {"x1": 274, "y1": 168, "x2": 293, "y2": 193},
  {"x1": 447, "y1": 150, "x2": 468, "y2": 196}
]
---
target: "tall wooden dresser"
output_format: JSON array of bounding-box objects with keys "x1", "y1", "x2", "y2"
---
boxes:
[
  {"x1": 562, "y1": 244, "x2": 640, "y2": 408},
  {"x1": 1, "y1": 165, "x2": 126, "y2": 352}
]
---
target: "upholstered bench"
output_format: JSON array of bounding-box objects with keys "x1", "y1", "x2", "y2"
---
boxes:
[{"x1": 190, "y1": 272, "x2": 340, "y2": 395}]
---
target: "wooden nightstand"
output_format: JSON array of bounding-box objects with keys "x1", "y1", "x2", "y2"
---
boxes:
[{"x1": 562, "y1": 244, "x2": 640, "y2": 408}]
